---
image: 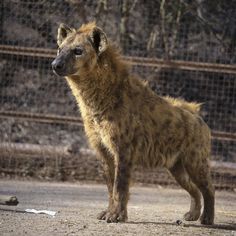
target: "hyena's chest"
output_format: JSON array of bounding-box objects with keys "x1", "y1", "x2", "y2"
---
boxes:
[{"x1": 85, "y1": 117, "x2": 118, "y2": 153}]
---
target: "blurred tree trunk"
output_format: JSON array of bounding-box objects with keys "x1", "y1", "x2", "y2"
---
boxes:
[
  {"x1": 119, "y1": 0, "x2": 137, "y2": 53},
  {"x1": 0, "y1": 0, "x2": 4, "y2": 42},
  {"x1": 119, "y1": 0, "x2": 130, "y2": 53},
  {"x1": 160, "y1": 0, "x2": 183, "y2": 59}
]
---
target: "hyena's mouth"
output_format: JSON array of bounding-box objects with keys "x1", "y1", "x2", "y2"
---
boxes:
[
  {"x1": 52, "y1": 68, "x2": 62, "y2": 76},
  {"x1": 52, "y1": 68, "x2": 67, "y2": 77}
]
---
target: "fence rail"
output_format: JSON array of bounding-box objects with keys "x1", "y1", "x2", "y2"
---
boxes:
[
  {"x1": 0, "y1": 111, "x2": 235, "y2": 142},
  {"x1": 1, "y1": 45, "x2": 236, "y2": 74}
]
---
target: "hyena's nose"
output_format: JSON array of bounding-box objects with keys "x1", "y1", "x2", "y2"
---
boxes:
[{"x1": 51, "y1": 59, "x2": 65, "y2": 74}]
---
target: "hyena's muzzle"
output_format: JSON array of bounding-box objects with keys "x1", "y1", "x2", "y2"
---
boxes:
[{"x1": 51, "y1": 48, "x2": 76, "y2": 76}]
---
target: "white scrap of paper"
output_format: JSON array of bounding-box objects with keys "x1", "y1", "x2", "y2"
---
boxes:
[{"x1": 25, "y1": 209, "x2": 57, "y2": 216}]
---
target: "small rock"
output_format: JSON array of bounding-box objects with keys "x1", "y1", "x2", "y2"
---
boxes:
[{"x1": 176, "y1": 219, "x2": 182, "y2": 225}]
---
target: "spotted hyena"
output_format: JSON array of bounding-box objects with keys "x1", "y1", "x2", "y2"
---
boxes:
[{"x1": 52, "y1": 22, "x2": 215, "y2": 225}]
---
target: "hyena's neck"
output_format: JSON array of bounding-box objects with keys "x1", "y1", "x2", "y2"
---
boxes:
[{"x1": 66, "y1": 54, "x2": 128, "y2": 117}]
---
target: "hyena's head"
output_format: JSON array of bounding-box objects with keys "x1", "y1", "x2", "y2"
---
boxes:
[{"x1": 51, "y1": 22, "x2": 108, "y2": 77}]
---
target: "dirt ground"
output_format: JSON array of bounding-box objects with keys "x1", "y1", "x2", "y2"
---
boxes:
[{"x1": 0, "y1": 180, "x2": 235, "y2": 236}]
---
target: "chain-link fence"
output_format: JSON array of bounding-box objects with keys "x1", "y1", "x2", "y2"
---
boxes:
[{"x1": 0, "y1": 0, "x2": 235, "y2": 189}]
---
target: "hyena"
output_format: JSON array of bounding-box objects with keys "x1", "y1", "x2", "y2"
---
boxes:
[{"x1": 52, "y1": 22, "x2": 215, "y2": 225}]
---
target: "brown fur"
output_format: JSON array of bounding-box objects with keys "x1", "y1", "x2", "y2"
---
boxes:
[{"x1": 52, "y1": 22, "x2": 215, "y2": 225}]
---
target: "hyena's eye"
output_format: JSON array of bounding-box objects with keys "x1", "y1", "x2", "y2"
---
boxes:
[{"x1": 74, "y1": 46, "x2": 83, "y2": 56}]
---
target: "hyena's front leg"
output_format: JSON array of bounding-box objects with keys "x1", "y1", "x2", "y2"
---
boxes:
[
  {"x1": 96, "y1": 144, "x2": 115, "y2": 220},
  {"x1": 106, "y1": 153, "x2": 132, "y2": 223}
]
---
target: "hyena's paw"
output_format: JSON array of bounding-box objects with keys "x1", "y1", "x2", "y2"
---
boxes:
[
  {"x1": 184, "y1": 211, "x2": 200, "y2": 221},
  {"x1": 97, "y1": 209, "x2": 109, "y2": 220},
  {"x1": 105, "y1": 209, "x2": 127, "y2": 223},
  {"x1": 200, "y1": 212, "x2": 214, "y2": 225}
]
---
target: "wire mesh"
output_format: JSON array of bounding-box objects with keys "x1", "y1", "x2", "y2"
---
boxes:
[{"x1": 0, "y1": 0, "x2": 235, "y2": 188}]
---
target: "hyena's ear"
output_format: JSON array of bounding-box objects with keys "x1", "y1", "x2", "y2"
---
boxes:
[
  {"x1": 57, "y1": 23, "x2": 74, "y2": 45},
  {"x1": 89, "y1": 27, "x2": 108, "y2": 55}
]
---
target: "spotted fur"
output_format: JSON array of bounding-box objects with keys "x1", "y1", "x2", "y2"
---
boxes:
[{"x1": 52, "y1": 22, "x2": 215, "y2": 225}]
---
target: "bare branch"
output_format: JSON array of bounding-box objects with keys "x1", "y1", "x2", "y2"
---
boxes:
[{"x1": 160, "y1": 0, "x2": 169, "y2": 59}]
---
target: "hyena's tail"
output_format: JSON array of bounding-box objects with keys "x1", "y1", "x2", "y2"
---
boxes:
[{"x1": 163, "y1": 96, "x2": 202, "y2": 115}]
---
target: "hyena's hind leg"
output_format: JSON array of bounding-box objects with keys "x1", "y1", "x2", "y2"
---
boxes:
[
  {"x1": 185, "y1": 157, "x2": 215, "y2": 225},
  {"x1": 96, "y1": 144, "x2": 115, "y2": 221},
  {"x1": 169, "y1": 159, "x2": 202, "y2": 221}
]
